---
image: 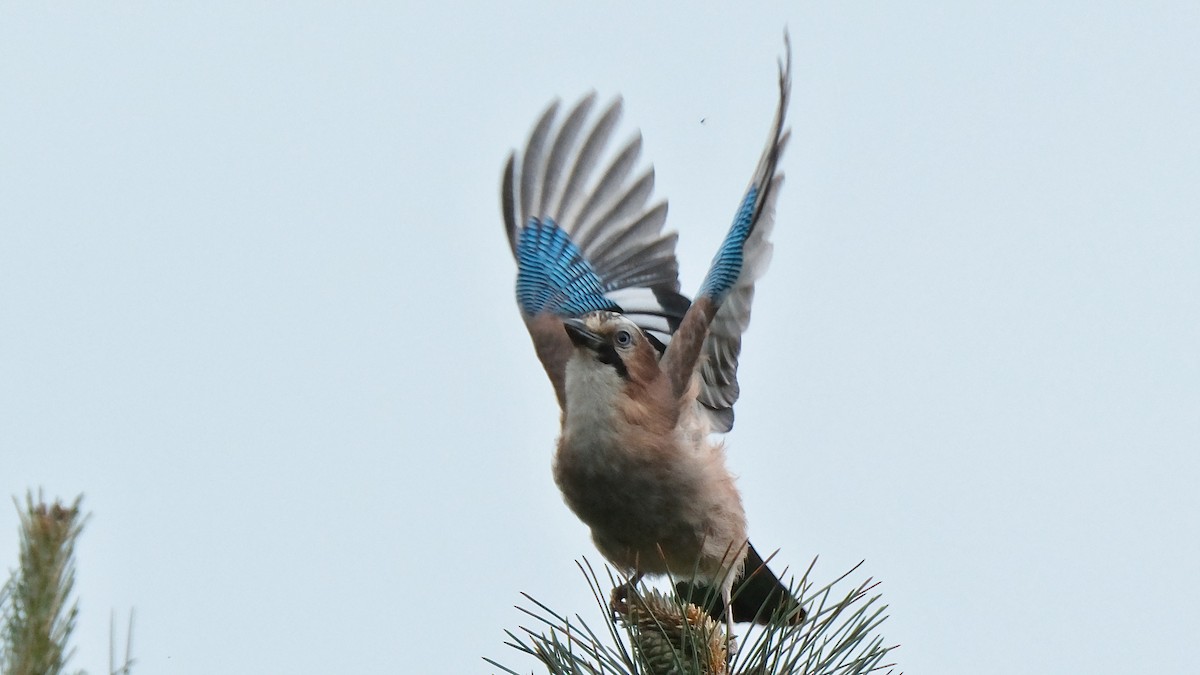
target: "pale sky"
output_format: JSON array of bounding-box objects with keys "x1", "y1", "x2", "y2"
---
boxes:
[{"x1": 2, "y1": 2, "x2": 1198, "y2": 673}]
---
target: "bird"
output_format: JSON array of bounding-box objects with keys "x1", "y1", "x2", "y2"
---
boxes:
[{"x1": 499, "y1": 39, "x2": 802, "y2": 631}]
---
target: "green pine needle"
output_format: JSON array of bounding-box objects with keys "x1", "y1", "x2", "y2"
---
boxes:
[
  {"x1": 488, "y1": 558, "x2": 900, "y2": 675},
  {"x1": 1, "y1": 492, "x2": 88, "y2": 675}
]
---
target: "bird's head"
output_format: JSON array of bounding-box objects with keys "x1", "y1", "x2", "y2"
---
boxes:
[{"x1": 562, "y1": 312, "x2": 662, "y2": 384}]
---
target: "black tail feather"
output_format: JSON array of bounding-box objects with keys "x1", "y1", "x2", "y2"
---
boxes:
[{"x1": 674, "y1": 543, "x2": 806, "y2": 625}]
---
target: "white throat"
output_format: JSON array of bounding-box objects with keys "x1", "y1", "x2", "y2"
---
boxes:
[{"x1": 562, "y1": 354, "x2": 625, "y2": 437}]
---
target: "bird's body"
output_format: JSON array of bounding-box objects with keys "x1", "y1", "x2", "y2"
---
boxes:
[
  {"x1": 555, "y1": 312, "x2": 746, "y2": 584},
  {"x1": 501, "y1": 39, "x2": 802, "y2": 627}
]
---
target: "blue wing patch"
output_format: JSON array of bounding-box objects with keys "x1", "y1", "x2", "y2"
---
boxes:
[
  {"x1": 515, "y1": 218, "x2": 621, "y2": 317},
  {"x1": 698, "y1": 185, "x2": 758, "y2": 302}
]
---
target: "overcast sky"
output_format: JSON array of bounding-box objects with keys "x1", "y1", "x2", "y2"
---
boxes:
[{"x1": 2, "y1": 2, "x2": 1197, "y2": 673}]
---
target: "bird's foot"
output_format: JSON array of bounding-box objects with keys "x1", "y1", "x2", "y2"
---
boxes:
[{"x1": 609, "y1": 579, "x2": 638, "y2": 617}]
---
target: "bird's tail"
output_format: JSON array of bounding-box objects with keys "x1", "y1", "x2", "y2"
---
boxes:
[{"x1": 675, "y1": 543, "x2": 806, "y2": 625}]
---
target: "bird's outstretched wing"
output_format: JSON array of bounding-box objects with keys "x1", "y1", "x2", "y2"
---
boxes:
[
  {"x1": 662, "y1": 40, "x2": 792, "y2": 432},
  {"x1": 502, "y1": 95, "x2": 690, "y2": 407},
  {"x1": 503, "y1": 39, "x2": 790, "y2": 419}
]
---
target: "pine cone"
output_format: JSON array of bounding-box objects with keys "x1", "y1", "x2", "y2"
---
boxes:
[{"x1": 613, "y1": 587, "x2": 730, "y2": 675}]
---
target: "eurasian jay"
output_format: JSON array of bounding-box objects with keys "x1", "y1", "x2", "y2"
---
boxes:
[{"x1": 501, "y1": 40, "x2": 803, "y2": 631}]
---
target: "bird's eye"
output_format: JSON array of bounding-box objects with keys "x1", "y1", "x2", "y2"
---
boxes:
[{"x1": 614, "y1": 330, "x2": 633, "y2": 347}]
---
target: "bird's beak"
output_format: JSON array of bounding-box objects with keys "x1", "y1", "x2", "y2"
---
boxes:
[{"x1": 563, "y1": 318, "x2": 604, "y2": 351}]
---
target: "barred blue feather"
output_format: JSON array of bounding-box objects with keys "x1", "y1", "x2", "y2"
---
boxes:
[
  {"x1": 515, "y1": 218, "x2": 620, "y2": 317},
  {"x1": 698, "y1": 185, "x2": 758, "y2": 302}
]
